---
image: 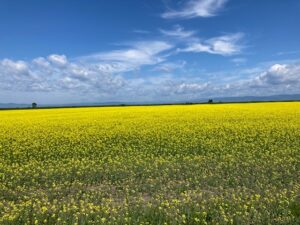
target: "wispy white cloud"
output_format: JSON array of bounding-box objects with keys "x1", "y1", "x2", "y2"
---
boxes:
[
  {"x1": 179, "y1": 33, "x2": 244, "y2": 56},
  {"x1": 153, "y1": 61, "x2": 186, "y2": 73},
  {"x1": 231, "y1": 57, "x2": 247, "y2": 65},
  {"x1": 276, "y1": 50, "x2": 300, "y2": 56},
  {"x1": 162, "y1": 0, "x2": 228, "y2": 19},
  {"x1": 79, "y1": 41, "x2": 173, "y2": 72},
  {"x1": 160, "y1": 25, "x2": 196, "y2": 39},
  {"x1": 159, "y1": 25, "x2": 245, "y2": 57}
]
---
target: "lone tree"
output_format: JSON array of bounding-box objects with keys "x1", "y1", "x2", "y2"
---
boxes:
[
  {"x1": 32, "y1": 102, "x2": 37, "y2": 108},
  {"x1": 208, "y1": 99, "x2": 213, "y2": 104}
]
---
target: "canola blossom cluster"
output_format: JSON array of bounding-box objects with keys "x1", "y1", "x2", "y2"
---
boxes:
[{"x1": 0, "y1": 103, "x2": 299, "y2": 224}]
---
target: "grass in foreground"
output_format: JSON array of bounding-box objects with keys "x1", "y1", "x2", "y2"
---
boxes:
[{"x1": 0, "y1": 102, "x2": 300, "y2": 224}]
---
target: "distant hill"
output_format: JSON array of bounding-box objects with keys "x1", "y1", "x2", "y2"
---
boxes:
[
  {"x1": 0, "y1": 103, "x2": 31, "y2": 108},
  {"x1": 0, "y1": 94, "x2": 299, "y2": 109},
  {"x1": 207, "y1": 94, "x2": 300, "y2": 103},
  {"x1": 0, "y1": 102, "x2": 128, "y2": 109}
]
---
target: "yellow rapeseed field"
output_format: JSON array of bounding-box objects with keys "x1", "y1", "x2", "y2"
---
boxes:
[{"x1": 0, "y1": 102, "x2": 299, "y2": 224}]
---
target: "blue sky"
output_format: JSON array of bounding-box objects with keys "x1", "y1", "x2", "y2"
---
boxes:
[{"x1": 0, "y1": 0, "x2": 300, "y2": 104}]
